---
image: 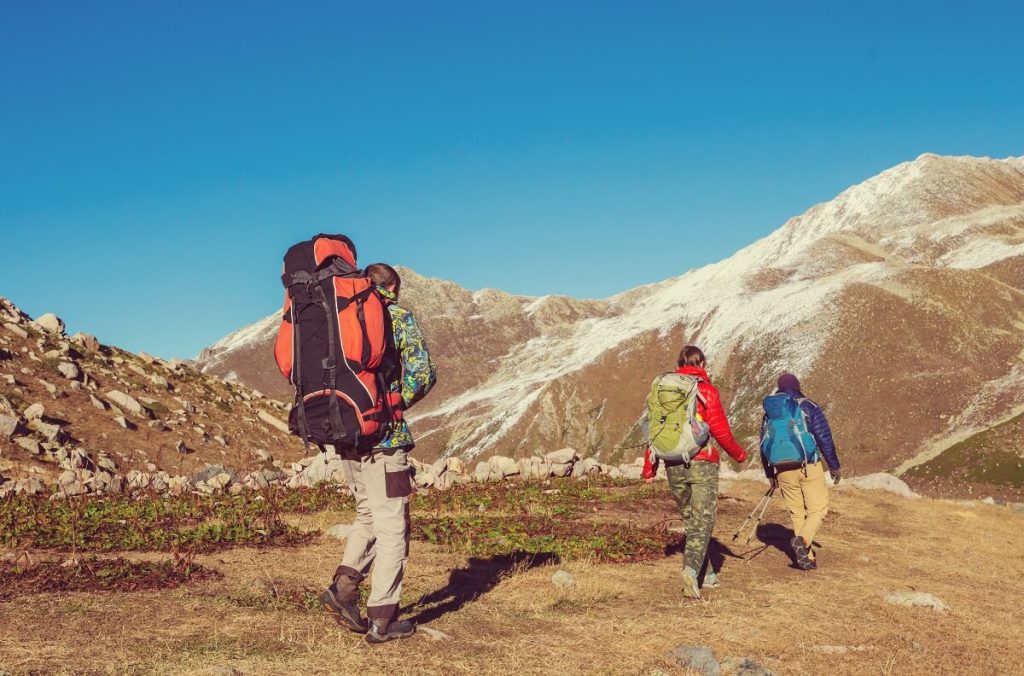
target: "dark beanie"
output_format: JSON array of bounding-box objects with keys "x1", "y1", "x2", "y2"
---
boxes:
[{"x1": 777, "y1": 373, "x2": 801, "y2": 392}]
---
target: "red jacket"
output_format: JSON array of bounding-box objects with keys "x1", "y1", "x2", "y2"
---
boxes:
[{"x1": 679, "y1": 365, "x2": 747, "y2": 464}]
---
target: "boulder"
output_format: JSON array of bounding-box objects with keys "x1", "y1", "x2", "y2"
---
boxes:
[
  {"x1": 150, "y1": 374, "x2": 170, "y2": 390},
  {"x1": 15, "y1": 437, "x2": 41, "y2": 455},
  {"x1": 69, "y1": 332, "x2": 101, "y2": 351},
  {"x1": 490, "y1": 455, "x2": 519, "y2": 478},
  {"x1": 473, "y1": 461, "x2": 492, "y2": 483},
  {"x1": 3, "y1": 322, "x2": 29, "y2": 339},
  {"x1": 0, "y1": 413, "x2": 19, "y2": 440},
  {"x1": 445, "y1": 456, "x2": 466, "y2": 474},
  {"x1": 27, "y1": 419, "x2": 67, "y2": 443},
  {"x1": 34, "y1": 313, "x2": 65, "y2": 334},
  {"x1": 57, "y1": 362, "x2": 80, "y2": 380},
  {"x1": 24, "y1": 403, "x2": 44, "y2": 421},
  {"x1": 545, "y1": 448, "x2": 578, "y2": 465},
  {"x1": 105, "y1": 390, "x2": 145, "y2": 417}
]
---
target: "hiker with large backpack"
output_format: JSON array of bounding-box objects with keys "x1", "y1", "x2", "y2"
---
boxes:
[
  {"x1": 318, "y1": 263, "x2": 436, "y2": 643},
  {"x1": 273, "y1": 236, "x2": 435, "y2": 643},
  {"x1": 759, "y1": 373, "x2": 841, "y2": 571},
  {"x1": 644, "y1": 345, "x2": 748, "y2": 599}
]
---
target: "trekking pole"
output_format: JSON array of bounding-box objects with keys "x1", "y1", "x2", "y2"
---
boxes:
[
  {"x1": 732, "y1": 486, "x2": 775, "y2": 542},
  {"x1": 744, "y1": 485, "x2": 775, "y2": 545}
]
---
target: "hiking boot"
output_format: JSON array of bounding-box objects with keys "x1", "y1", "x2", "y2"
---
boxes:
[
  {"x1": 681, "y1": 566, "x2": 702, "y2": 600},
  {"x1": 791, "y1": 536, "x2": 816, "y2": 571},
  {"x1": 319, "y1": 588, "x2": 368, "y2": 633},
  {"x1": 365, "y1": 617, "x2": 416, "y2": 644},
  {"x1": 701, "y1": 569, "x2": 721, "y2": 590}
]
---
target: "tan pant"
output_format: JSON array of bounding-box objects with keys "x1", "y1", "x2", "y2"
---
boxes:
[
  {"x1": 333, "y1": 449, "x2": 412, "y2": 621},
  {"x1": 777, "y1": 461, "x2": 829, "y2": 555}
]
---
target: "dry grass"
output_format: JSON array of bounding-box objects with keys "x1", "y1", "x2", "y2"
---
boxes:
[{"x1": 1, "y1": 481, "x2": 1023, "y2": 675}]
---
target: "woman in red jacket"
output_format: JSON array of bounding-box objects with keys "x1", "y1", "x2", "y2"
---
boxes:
[{"x1": 644, "y1": 345, "x2": 748, "y2": 599}]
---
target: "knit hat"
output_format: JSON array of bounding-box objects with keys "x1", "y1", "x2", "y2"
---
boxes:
[{"x1": 777, "y1": 373, "x2": 801, "y2": 392}]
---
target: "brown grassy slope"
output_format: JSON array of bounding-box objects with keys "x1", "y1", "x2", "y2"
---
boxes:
[{"x1": 1, "y1": 480, "x2": 1021, "y2": 675}]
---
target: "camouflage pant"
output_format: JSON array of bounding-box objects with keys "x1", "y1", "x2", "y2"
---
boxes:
[{"x1": 666, "y1": 459, "x2": 720, "y2": 574}]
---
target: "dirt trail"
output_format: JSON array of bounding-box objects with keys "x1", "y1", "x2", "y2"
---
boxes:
[{"x1": 1, "y1": 480, "x2": 1022, "y2": 675}]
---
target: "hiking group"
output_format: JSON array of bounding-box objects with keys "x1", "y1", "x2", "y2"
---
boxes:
[
  {"x1": 644, "y1": 346, "x2": 842, "y2": 598},
  {"x1": 273, "y1": 233, "x2": 841, "y2": 641}
]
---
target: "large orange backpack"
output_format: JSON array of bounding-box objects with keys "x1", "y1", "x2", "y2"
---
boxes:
[{"x1": 274, "y1": 234, "x2": 393, "y2": 452}]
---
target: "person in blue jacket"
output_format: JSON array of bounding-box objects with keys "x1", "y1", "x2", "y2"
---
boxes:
[{"x1": 760, "y1": 373, "x2": 841, "y2": 570}]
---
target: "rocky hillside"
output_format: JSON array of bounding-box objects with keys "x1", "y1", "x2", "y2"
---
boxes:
[
  {"x1": 0, "y1": 297, "x2": 328, "y2": 497},
  {"x1": 197, "y1": 154, "x2": 1024, "y2": 498}
]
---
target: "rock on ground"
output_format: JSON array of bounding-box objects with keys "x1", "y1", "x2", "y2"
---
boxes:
[
  {"x1": 884, "y1": 591, "x2": 949, "y2": 612},
  {"x1": 551, "y1": 570, "x2": 576, "y2": 589},
  {"x1": 666, "y1": 646, "x2": 721, "y2": 676},
  {"x1": 720, "y1": 655, "x2": 773, "y2": 676},
  {"x1": 34, "y1": 313, "x2": 65, "y2": 334}
]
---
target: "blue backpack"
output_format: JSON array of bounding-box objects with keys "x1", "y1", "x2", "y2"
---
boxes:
[{"x1": 761, "y1": 393, "x2": 819, "y2": 467}]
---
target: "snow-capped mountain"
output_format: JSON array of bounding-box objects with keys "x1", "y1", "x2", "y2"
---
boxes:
[{"x1": 196, "y1": 154, "x2": 1024, "y2": 481}]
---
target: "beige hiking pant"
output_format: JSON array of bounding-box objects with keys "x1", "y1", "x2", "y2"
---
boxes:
[
  {"x1": 335, "y1": 449, "x2": 412, "y2": 621},
  {"x1": 777, "y1": 461, "x2": 829, "y2": 556}
]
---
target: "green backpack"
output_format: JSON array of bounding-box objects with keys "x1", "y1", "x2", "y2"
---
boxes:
[{"x1": 646, "y1": 372, "x2": 711, "y2": 465}]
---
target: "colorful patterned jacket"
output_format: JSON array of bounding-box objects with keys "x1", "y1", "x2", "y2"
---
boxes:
[{"x1": 375, "y1": 287, "x2": 437, "y2": 450}]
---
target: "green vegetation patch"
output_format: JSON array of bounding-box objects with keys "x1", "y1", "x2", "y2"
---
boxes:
[
  {"x1": 0, "y1": 487, "x2": 355, "y2": 552},
  {"x1": 412, "y1": 515, "x2": 679, "y2": 563},
  {"x1": 906, "y1": 412, "x2": 1024, "y2": 488}
]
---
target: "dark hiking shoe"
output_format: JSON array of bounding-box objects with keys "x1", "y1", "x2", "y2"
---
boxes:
[
  {"x1": 319, "y1": 588, "x2": 368, "y2": 633},
  {"x1": 365, "y1": 618, "x2": 416, "y2": 644},
  {"x1": 791, "y1": 536, "x2": 816, "y2": 571}
]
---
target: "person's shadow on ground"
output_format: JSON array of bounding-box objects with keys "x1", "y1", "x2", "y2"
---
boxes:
[
  {"x1": 756, "y1": 522, "x2": 801, "y2": 568},
  {"x1": 664, "y1": 536, "x2": 742, "y2": 580},
  {"x1": 406, "y1": 551, "x2": 560, "y2": 624}
]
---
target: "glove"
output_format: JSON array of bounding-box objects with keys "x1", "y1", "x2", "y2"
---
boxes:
[
  {"x1": 830, "y1": 467, "x2": 842, "y2": 485},
  {"x1": 642, "y1": 446, "x2": 659, "y2": 483}
]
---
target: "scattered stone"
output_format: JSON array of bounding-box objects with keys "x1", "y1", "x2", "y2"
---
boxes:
[
  {"x1": 720, "y1": 656, "x2": 773, "y2": 676},
  {"x1": 105, "y1": 390, "x2": 145, "y2": 417},
  {"x1": 137, "y1": 352, "x2": 156, "y2": 365},
  {"x1": 34, "y1": 313, "x2": 65, "y2": 334},
  {"x1": 545, "y1": 448, "x2": 578, "y2": 465},
  {"x1": 175, "y1": 440, "x2": 190, "y2": 455},
  {"x1": 252, "y1": 448, "x2": 272, "y2": 462},
  {"x1": 884, "y1": 591, "x2": 949, "y2": 612},
  {"x1": 3, "y1": 322, "x2": 29, "y2": 339},
  {"x1": 57, "y1": 362, "x2": 80, "y2": 380},
  {"x1": 24, "y1": 403, "x2": 44, "y2": 420},
  {"x1": 113, "y1": 416, "x2": 134, "y2": 430},
  {"x1": 489, "y1": 455, "x2": 519, "y2": 478},
  {"x1": 473, "y1": 461, "x2": 492, "y2": 483},
  {"x1": 28, "y1": 419, "x2": 67, "y2": 443},
  {"x1": 666, "y1": 646, "x2": 721, "y2": 676},
  {"x1": 551, "y1": 570, "x2": 576, "y2": 589},
  {"x1": 150, "y1": 374, "x2": 170, "y2": 390},
  {"x1": 15, "y1": 437, "x2": 42, "y2": 455},
  {"x1": 37, "y1": 379, "x2": 58, "y2": 396},
  {"x1": 418, "y1": 626, "x2": 453, "y2": 642},
  {"x1": 257, "y1": 410, "x2": 290, "y2": 434},
  {"x1": 89, "y1": 394, "x2": 108, "y2": 411},
  {"x1": 0, "y1": 413, "x2": 19, "y2": 440},
  {"x1": 147, "y1": 420, "x2": 170, "y2": 432},
  {"x1": 69, "y1": 332, "x2": 101, "y2": 351}
]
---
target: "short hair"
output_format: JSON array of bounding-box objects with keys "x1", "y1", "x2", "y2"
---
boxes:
[
  {"x1": 365, "y1": 263, "x2": 401, "y2": 292},
  {"x1": 677, "y1": 345, "x2": 706, "y2": 368}
]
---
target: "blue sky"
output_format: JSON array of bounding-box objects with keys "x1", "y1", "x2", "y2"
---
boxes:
[{"x1": 2, "y1": 1, "x2": 1022, "y2": 358}]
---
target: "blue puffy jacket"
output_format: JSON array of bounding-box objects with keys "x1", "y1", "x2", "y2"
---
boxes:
[{"x1": 761, "y1": 388, "x2": 840, "y2": 476}]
